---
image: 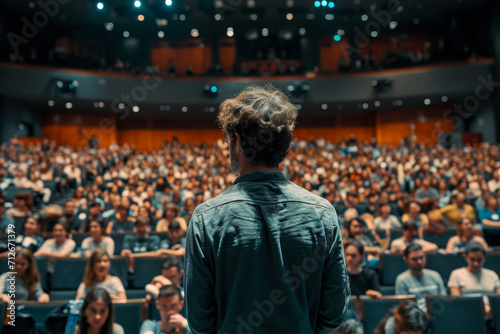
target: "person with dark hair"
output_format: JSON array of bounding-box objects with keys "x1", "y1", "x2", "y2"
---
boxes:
[
  {"x1": 375, "y1": 300, "x2": 428, "y2": 334},
  {"x1": 156, "y1": 203, "x2": 182, "y2": 232},
  {"x1": 121, "y1": 215, "x2": 160, "y2": 257},
  {"x1": 415, "y1": 177, "x2": 439, "y2": 202},
  {"x1": 0, "y1": 249, "x2": 49, "y2": 302},
  {"x1": 140, "y1": 285, "x2": 190, "y2": 334},
  {"x1": 478, "y1": 196, "x2": 500, "y2": 227},
  {"x1": 185, "y1": 86, "x2": 349, "y2": 333},
  {"x1": 34, "y1": 222, "x2": 76, "y2": 273},
  {"x1": 146, "y1": 257, "x2": 185, "y2": 299},
  {"x1": 390, "y1": 222, "x2": 437, "y2": 254},
  {"x1": 402, "y1": 201, "x2": 429, "y2": 228},
  {"x1": 75, "y1": 249, "x2": 126, "y2": 301},
  {"x1": 446, "y1": 217, "x2": 488, "y2": 252},
  {"x1": 75, "y1": 287, "x2": 124, "y2": 334},
  {"x1": 81, "y1": 220, "x2": 115, "y2": 257},
  {"x1": 395, "y1": 243, "x2": 446, "y2": 312},
  {"x1": 373, "y1": 203, "x2": 401, "y2": 230},
  {"x1": 79, "y1": 202, "x2": 103, "y2": 232},
  {"x1": 107, "y1": 204, "x2": 135, "y2": 233},
  {"x1": 15, "y1": 216, "x2": 44, "y2": 253},
  {"x1": 449, "y1": 241, "x2": 500, "y2": 296},
  {"x1": 58, "y1": 200, "x2": 77, "y2": 231},
  {"x1": 157, "y1": 220, "x2": 186, "y2": 258},
  {"x1": 344, "y1": 239, "x2": 381, "y2": 298},
  {"x1": 440, "y1": 192, "x2": 476, "y2": 226}
]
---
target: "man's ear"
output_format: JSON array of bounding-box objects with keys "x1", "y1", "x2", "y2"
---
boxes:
[{"x1": 235, "y1": 132, "x2": 241, "y2": 154}]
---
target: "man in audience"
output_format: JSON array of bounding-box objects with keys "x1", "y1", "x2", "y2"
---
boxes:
[
  {"x1": 415, "y1": 177, "x2": 439, "y2": 202},
  {"x1": 441, "y1": 192, "x2": 477, "y2": 226},
  {"x1": 140, "y1": 285, "x2": 190, "y2": 334},
  {"x1": 157, "y1": 220, "x2": 186, "y2": 258},
  {"x1": 395, "y1": 243, "x2": 447, "y2": 312},
  {"x1": 78, "y1": 201, "x2": 102, "y2": 232},
  {"x1": 390, "y1": 222, "x2": 438, "y2": 254},
  {"x1": 121, "y1": 215, "x2": 160, "y2": 258},
  {"x1": 146, "y1": 257, "x2": 184, "y2": 299},
  {"x1": 107, "y1": 204, "x2": 135, "y2": 233}
]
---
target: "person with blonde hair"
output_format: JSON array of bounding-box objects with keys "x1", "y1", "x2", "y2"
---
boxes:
[
  {"x1": 75, "y1": 249, "x2": 126, "y2": 300},
  {"x1": 185, "y1": 86, "x2": 349, "y2": 333}
]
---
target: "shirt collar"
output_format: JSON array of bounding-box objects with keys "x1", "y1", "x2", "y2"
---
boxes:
[{"x1": 234, "y1": 171, "x2": 287, "y2": 185}]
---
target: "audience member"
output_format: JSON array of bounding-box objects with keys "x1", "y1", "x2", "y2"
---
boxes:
[
  {"x1": 441, "y1": 192, "x2": 477, "y2": 226},
  {"x1": 34, "y1": 222, "x2": 76, "y2": 273},
  {"x1": 402, "y1": 201, "x2": 429, "y2": 228},
  {"x1": 121, "y1": 215, "x2": 160, "y2": 258},
  {"x1": 157, "y1": 220, "x2": 186, "y2": 258},
  {"x1": 478, "y1": 196, "x2": 500, "y2": 227},
  {"x1": 373, "y1": 203, "x2": 401, "y2": 230},
  {"x1": 446, "y1": 217, "x2": 488, "y2": 252},
  {"x1": 146, "y1": 257, "x2": 184, "y2": 299},
  {"x1": 375, "y1": 300, "x2": 428, "y2": 334},
  {"x1": 344, "y1": 239, "x2": 381, "y2": 298},
  {"x1": 390, "y1": 222, "x2": 437, "y2": 254},
  {"x1": 81, "y1": 220, "x2": 115, "y2": 257}
]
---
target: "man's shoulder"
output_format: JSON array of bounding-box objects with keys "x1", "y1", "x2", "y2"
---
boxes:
[
  {"x1": 395, "y1": 269, "x2": 412, "y2": 281},
  {"x1": 422, "y1": 269, "x2": 443, "y2": 281},
  {"x1": 194, "y1": 181, "x2": 333, "y2": 215}
]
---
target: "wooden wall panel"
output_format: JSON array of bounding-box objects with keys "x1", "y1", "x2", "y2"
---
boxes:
[
  {"x1": 151, "y1": 46, "x2": 211, "y2": 74},
  {"x1": 220, "y1": 46, "x2": 236, "y2": 73}
]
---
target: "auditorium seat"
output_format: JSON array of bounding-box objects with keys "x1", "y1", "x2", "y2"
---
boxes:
[
  {"x1": 380, "y1": 254, "x2": 407, "y2": 285},
  {"x1": 422, "y1": 228, "x2": 457, "y2": 249},
  {"x1": 72, "y1": 233, "x2": 91, "y2": 250},
  {"x1": 114, "y1": 299, "x2": 145, "y2": 333},
  {"x1": 50, "y1": 290, "x2": 77, "y2": 301},
  {"x1": 484, "y1": 252, "x2": 500, "y2": 276},
  {"x1": 425, "y1": 253, "x2": 467, "y2": 283},
  {"x1": 126, "y1": 289, "x2": 149, "y2": 299},
  {"x1": 109, "y1": 233, "x2": 130, "y2": 256},
  {"x1": 489, "y1": 295, "x2": 500, "y2": 334},
  {"x1": 426, "y1": 296, "x2": 487, "y2": 334},
  {"x1": 360, "y1": 295, "x2": 416, "y2": 334},
  {"x1": 484, "y1": 227, "x2": 500, "y2": 247},
  {"x1": 16, "y1": 301, "x2": 67, "y2": 332},
  {"x1": 131, "y1": 257, "x2": 166, "y2": 289},
  {"x1": 379, "y1": 286, "x2": 395, "y2": 296}
]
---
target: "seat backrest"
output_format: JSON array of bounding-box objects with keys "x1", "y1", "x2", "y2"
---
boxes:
[
  {"x1": 484, "y1": 252, "x2": 500, "y2": 276},
  {"x1": 72, "y1": 233, "x2": 91, "y2": 250},
  {"x1": 361, "y1": 297, "x2": 415, "y2": 334},
  {"x1": 50, "y1": 290, "x2": 77, "y2": 301},
  {"x1": 422, "y1": 229, "x2": 457, "y2": 249},
  {"x1": 110, "y1": 257, "x2": 129, "y2": 289},
  {"x1": 131, "y1": 257, "x2": 166, "y2": 289},
  {"x1": 489, "y1": 295, "x2": 500, "y2": 334},
  {"x1": 426, "y1": 296, "x2": 487, "y2": 334},
  {"x1": 484, "y1": 227, "x2": 500, "y2": 247},
  {"x1": 381, "y1": 254, "x2": 407, "y2": 285},
  {"x1": 114, "y1": 300, "x2": 144, "y2": 333},
  {"x1": 109, "y1": 233, "x2": 129, "y2": 256},
  {"x1": 16, "y1": 302, "x2": 67, "y2": 332},
  {"x1": 35, "y1": 257, "x2": 48, "y2": 291},
  {"x1": 52, "y1": 258, "x2": 87, "y2": 290},
  {"x1": 425, "y1": 253, "x2": 466, "y2": 284}
]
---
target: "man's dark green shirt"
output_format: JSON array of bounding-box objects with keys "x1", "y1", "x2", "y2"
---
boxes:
[{"x1": 185, "y1": 171, "x2": 350, "y2": 334}]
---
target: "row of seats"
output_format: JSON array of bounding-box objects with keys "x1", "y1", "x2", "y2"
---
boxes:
[
  {"x1": 351, "y1": 295, "x2": 500, "y2": 334},
  {"x1": 380, "y1": 252, "x2": 500, "y2": 286},
  {"x1": 0, "y1": 257, "x2": 168, "y2": 290}
]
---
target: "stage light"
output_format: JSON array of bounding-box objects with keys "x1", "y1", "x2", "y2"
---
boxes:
[
  {"x1": 138, "y1": 15, "x2": 144, "y2": 21},
  {"x1": 299, "y1": 28, "x2": 306, "y2": 36},
  {"x1": 215, "y1": 14, "x2": 222, "y2": 20},
  {"x1": 249, "y1": 14, "x2": 258, "y2": 20},
  {"x1": 325, "y1": 14, "x2": 334, "y2": 20},
  {"x1": 389, "y1": 21, "x2": 397, "y2": 29},
  {"x1": 65, "y1": 102, "x2": 73, "y2": 109},
  {"x1": 328, "y1": 2, "x2": 334, "y2": 8},
  {"x1": 165, "y1": 0, "x2": 172, "y2": 5},
  {"x1": 182, "y1": 106, "x2": 188, "y2": 112},
  {"x1": 441, "y1": 96, "x2": 448, "y2": 102},
  {"x1": 361, "y1": 14, "x2": 368, "y2": 21},
  {"x1": 133, "y1": 106, "x2": 140, "y2": 112},
  {"x1": 314, "y1": 1, "x2": 320, "y2": 7},
  {"x1": 48, "y1": 100, "x2": 55, "y2": 107},
  {"x1": 321, "y1": 104, "x2": 328, "y2": 110},
  {"x1": 158, "y1": 31, "x2": 165, "y2": 38},
  {"x1": 105, "y1": 22, "x2": 114, "y2": 31},
  {"x1": 97, "y1": 2, "x2": 104, "y2": 10},
  {"x1": 374, "y1": 101, "x2": 381, "y2": 107},
  {"x1": 321, "y1": 0, "x2": 327, "y2": 6},
  {"x1": 362, "y1": 103, "x2": 369, "y2": 109},
  {"x1": 56, "y1": 80, "x2": 78, "y2": 93},
  {"x1": 191, "y1": 29, "x2": 199, "y2": 37},
  {"x1": 227, "y1": 27, "x2": 234, "y2": 37},
  {"x1": 262, "y1": 28, "x2": 269, "y2": 37},
  {"x1": 424, "y1": 98, "x2": 431, "y2": 105},
  {"x1": 286, "y1": 13, "x2": 293, "y2": 20},
  {"x1": 337, "y1": 29, "x2": 344, "y2": 36},
  {"x1": 334, "y1": 34, "x2": 341, "y2": 41},
  {"x1": 204, "y1": 85, "x2": 219, "y2": 96},
  {"x1": 179, "y1": 14, "x2": 186, "y2": 21},
  {"x1": 123, "y1": 31, "x2": 130, "y2": 37},
  {"x1": 370, "y1": 31, "x2": 378, "y2": 37},
  {"x1": 134, "y1": 0, "x2": 141, "y2": 7}
]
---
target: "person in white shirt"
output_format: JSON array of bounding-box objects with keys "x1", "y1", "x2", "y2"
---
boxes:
[
  {"x1": 390, "y1": 222, "x2": 438, "y2": 254},
  {"x1": 81, "y1": 220, "x2": 115, "y2": 257}
]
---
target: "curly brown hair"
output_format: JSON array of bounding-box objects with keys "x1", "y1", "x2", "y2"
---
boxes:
[{"x1": 218, "y1": 85, "x2": 298, "y2": 167}]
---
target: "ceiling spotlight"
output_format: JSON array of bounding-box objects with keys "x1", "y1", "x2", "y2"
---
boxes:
[
  {"x1": 99, "y1": 102, "x2": 104, "y2": 108},
  {"x1": 158, "y1": 31, "x2": 165, "y2": 38},
  {"x1": 249, "y1": 14, "x2": 258, "y2": 20},
  {"x1": 374, "y1": 101, "x2": 381, "y2": 107},
  {"x1": 328, "y1": 1, "x2": 334, "y2": 7},
  {"x1": 286, "y1": 13, "x2": 293, "y2": 20},
  {"x1": 123, "y1": 31, "x2": 130, "y2": 38},
  {"x1": 156, "y1": 18, "x2": 168, "y2": 26},
  {"x1": 337, "y1": 29, "x2": 345, "y2": 36},
  {"x1": 424, "y1": 98, "x2": 431, "y2": 105},
  {"x1": 334, "y1": 34, "x2": 341, "y2": 41},
  {"x1": 227, "y1": 27, "x2": 234, "y2": 37},
  {"x1": 389, "y1": 21, "x2": 397, "y2": 29},
  {"x1": 105, "y1": 22, "x2": 114, "y2": 31},
  {"x1": 204, "y1": 84, "x2": 219, "y2": 96},
  {"x1": 362, "y1": 103, "x2": 369, "y2": 109},
  {"x1": 133, "y1": 106, "x2": 140, "y2": 112},
  {"x1": 370, "y1": 31, "x2": 378, "y2": 37},
  {"x1": 321, "y1": 0, "x2": 327, "y2": 6},
  {"x1": 179, "y1": 14, "x2": 186, "y2": 21},
  {"x1": 441, "y1": 96, "x2": 448, "y2": 102},
  {"x1": 314, "y1": 1, "x2": 320, "y2": 7},
  {"x1": 262, "y1": 28, "x2": 269, "y2": 37},
  {"x1": 165, "y1": 0, "x2": 172, "y2": 5},
  {"x1": 191, "y1": 29, "x2": 199, "y2": 37},
  {"x1": 361, "y1": 14, "x2": 368, "y2": 21},
  {"x1": 215, "y1": 14, "x2": 222, "y2": 20},
  {"x1": 321, "y1": 104, "x2": 328, "y2": 110},
  {"x1": 138, "y1": 14, "x2": 145, "y2": 21},
  {"x1": 48, "y1": 100, "x2": 55, "y2": 107},
  {"x1": 182, "y1": 106, "x2": 188, "y2": 112},
  {"x1": 134, "y1": 0, "x2": 141, "y2": 8},
  {"x1": 299, "y1": 28, "x2": 306, "y2": 36},
  {"x1": 65, "y1": 102, "x2": 73, "y2": 109},
  {"x1": 325, "y1": 14, "x2": 334, "y2": 20},
  {"x1": 97, "y1": 2, "x2": 104, "y2": 10}
]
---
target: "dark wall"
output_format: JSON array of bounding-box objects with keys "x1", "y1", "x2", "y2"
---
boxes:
[{"x1": 0, "y1": 99, "x2": 43, "y2": 144}]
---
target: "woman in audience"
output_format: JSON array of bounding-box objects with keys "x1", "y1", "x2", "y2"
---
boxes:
[
  {"x1": 34, "y1": 222, "x2": 76, "y2": 274},
  {"x1": 402, "y1": 201, "x2": 429, "y2": 228},
  {"x1": 421, "y1": 198, "x2": 446, "y2": 234},
  {"x1": 81, "y1": 220, "x2": 115, "y2": 257},
  {"x1": 15, "y1": 216, "x2": 44, "y2": 253},
  {"x1": 6, "y1": 193, "x2": 32, "y2": 218},
  {"x1": 446, "y1": 217, "x2": 488, "y2": 252},
  {"x1": 448, "y1": 241, "x2": 500, "y2": 295},
  {"x1": 343, "y1": 218, "x2": 383, "y2": 267},
  {"x1": 375, "y1": 300, "x2": 428, "y2": 334},
  {"x1": 0, "y1": 248, "x2": 49, "y2": 302},
  {"x1": 75, "y1": 287, "x2": 124, "y2": 334},
  {"x1": 75, "y1": 249, "x2": 126, "y2": 300},
  {"x1": 344, "y1": 239, "x2": 381, "y2": 298}
]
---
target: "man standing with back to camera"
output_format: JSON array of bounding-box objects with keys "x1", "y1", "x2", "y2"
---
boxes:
[{"x1": 185, "y1": 85, "x2": 350, "y2": 334}]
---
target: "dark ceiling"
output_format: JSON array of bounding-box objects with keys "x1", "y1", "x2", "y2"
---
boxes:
[{"x1": 0, "y1": 0, "x2": 492, "y2": 40}]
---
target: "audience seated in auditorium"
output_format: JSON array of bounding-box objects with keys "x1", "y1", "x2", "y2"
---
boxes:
[
  {"x1": 146, "y1": 257, "x2": 184, "y2": 299},
  {"x1": 402, "y1": 201, "x2": 429, "y2": 228},
  {"x1": 6, "y1": 193, "x2": 32, "y2": 218},
  {"x1": 390, "y1": 222, "x2": 437, "y2": 254},
  {"x1": 75, "y1": 249, "x2": 126, "y2": 301},
  {"x1": 140, "y1": 285, "x2": 190, "y2": 334},
  {"x1": 344, "y1": 239, "x2": 381, "y2": 298},
  {"x1": 440, "y1": 192, "x2": 477, "y2": 226},
  {"x1": 395, "y1": 243, "x2": 446, "y2": 312},
  {"x1": 34, "y1": 222, "x2": 76, "y2": 274},
  {"x1": 0, "y1": 248, "x2": 49, "y2": 303},
  {"x1": 107, "y1": 204, "x2": 135, "y2": 233},
  {"x1": 421, "y1": 198, "x2": 446, "y2": 234},
  {"x1": 375, "y1": 300, "x2": 428, "y2": 334},
  {"x1": 373, "y1": 203, "x2": 401, "y2": 230},
  {"x1": 445, "y1": 217, "x2": 488, "y2": 252},
  {"x1": 415, "y1": 177, "x2": 439, "y2": 202},
  {"x1": 79, "y1": 202, "x2": 103, "y2": 232},
  {"x1": 59, "y1": 200, "x2": 77, "y2": 232},
  {"x1": 11, "y1": 216, "x2": 44, "y2": 254},
  {"x1": 81, "y1": 220, "x2": 115, "y2": 257},
  {"x1": 75, "y1": 287, "x2": 125, "y2": 334}
]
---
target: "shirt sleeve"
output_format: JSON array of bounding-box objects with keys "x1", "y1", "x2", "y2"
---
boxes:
[
  {"x1": 77, "y1": 282, "x2": 86, "y2": 298},
  {"x1": 61, "y1": 240, "x2": 76, "y2": 255},
  {"x1": 448, "y1": 270, "x2": 460, "y2": 288},
  {"x1": 478, "y1": 208, "x2": 487, "y2": 223},
  {"x1": 185, "y1": 212, "x2": 217, "y2": 334},
  {"x1": 122, "y1": 235, "x2": 133, "y2": 251},
  {"x1": 106, "y1": 237, "x2": 115, "y2": 256},
  {"x1": 395, "y1": 275, "x2": 409, "y2": 295},
  {"x1": 33, "y1": 282, "x2": 45, "y2": 300},
  {"x1": 111, "y1": 277, "x2": 126, "y2": 294},
  {"x1": 139, "y1": 320, "x2": 158, "y2": 334},
  {"x1": 436, "y1": 274, "x2": 447, "y2": 295},
  {"x1": 81, "y1": 238, "x2": 90, "y2": 250},
  {"x1": 315, "y1": 207, "x2": 350, "y2": 334}
]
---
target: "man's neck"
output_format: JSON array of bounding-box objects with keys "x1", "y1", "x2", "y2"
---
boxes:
[
  {"x1": 239, "y1": 165, "x2": 279, "y2": 176},
  {"x1": 411, "y1": 269, "x2": 424, "y2": 277}
]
